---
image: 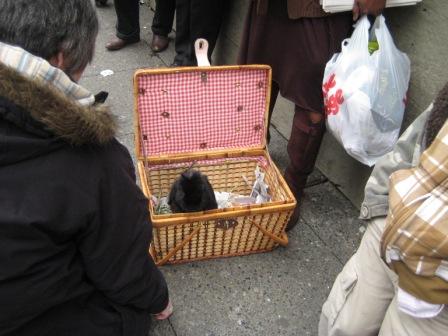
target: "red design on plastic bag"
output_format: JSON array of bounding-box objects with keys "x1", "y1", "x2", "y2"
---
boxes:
[{"x1": 323, "y1": 74, "x2": 344, "y2": 116}]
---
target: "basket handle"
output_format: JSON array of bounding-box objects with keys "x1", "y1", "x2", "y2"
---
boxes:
[
  {"x1": 155, "y1": 225, "x2": 202, "y2": 266},
  {"x1": 249, "y1": 220, "x2": 289, "y2": 247},
  {"x1": 155, "y1": 218, "x2": 288, "y2": 266},
  {"x1": 194, "y1": 38, "x2": 211, "y2": 67}
]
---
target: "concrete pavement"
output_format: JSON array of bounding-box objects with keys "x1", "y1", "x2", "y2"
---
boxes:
[{"x1": 81, "y1": 2, "x2": 365, "y2": 335}]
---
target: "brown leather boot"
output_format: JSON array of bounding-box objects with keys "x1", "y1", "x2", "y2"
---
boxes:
[
  {"x1": 284, "y1": 167, "x2": 305, "y2": 231},
  {"x1": 284, "y1": 107, "x2": 325, "y2": 231}
]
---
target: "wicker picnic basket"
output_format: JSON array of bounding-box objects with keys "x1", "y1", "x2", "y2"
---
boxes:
[{"x1": 134, "y1": 59, "x2": 296, "y2": 266}]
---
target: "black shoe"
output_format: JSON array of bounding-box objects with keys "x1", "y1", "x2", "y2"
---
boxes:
[
  {"x1": 105, "y1": 37, "x2": 140, "y2": 51},
  {"x1": 150, "y1": 35, "x2": 169, "y2": 53}
]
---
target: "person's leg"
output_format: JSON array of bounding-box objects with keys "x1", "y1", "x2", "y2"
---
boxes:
[
  {"x1": 151, "y1": 0, "x2": 175, "y2": 36},
  {"x1": 284, "y1": 108, "x2": 325, "y2": 230},
  {"x1": 173, "y1": 0, "x2": 191, "y2": 66},
  {"x1": 150, "y1": 0, "x2": 175, "y2": 52},
  {"x1": 187, "y1": 0, "x2": 225, "y2": 65},
  {"x1": 379, "y1": 296, "x2": 448, "y2": 336},
  {"x1": 267, "y1": 81, "x2": 280, "y2": 143},
  {"x1": 113, "y1": 0, "x2": 140, "y2": 41},
  {"x1": 319, "y1": 217, "x2": 398, "y2": 336},
  {"x1": 106, "y1": 0, "x2": 140, "y2": 50},
  {"x1": 281, "y1": 15, "x2": 351, "y2": 230}
]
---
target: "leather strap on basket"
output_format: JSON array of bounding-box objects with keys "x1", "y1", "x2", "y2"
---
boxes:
[
  {"x1": 194, "y1": 38, "x2": 211, "y2": 67},
  {"x1": 155, "y1": 219, "x2": 288, "y2": 266}
]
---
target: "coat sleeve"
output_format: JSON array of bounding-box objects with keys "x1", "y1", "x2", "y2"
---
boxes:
[
  {"x1": 77, "y1": 140, "x2": 169, "y2": 314},
  {"x1": 360, "y1": 105, "x2": 431, "y2": 220}
]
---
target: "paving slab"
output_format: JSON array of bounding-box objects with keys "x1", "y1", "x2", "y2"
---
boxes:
[
  {"x1": 86, "y1": 2, "x2": 168, "y2": 80},
  {"x1": 300, "y1": 182, "x2": 365, "y2": 264},
  {"x1": 160, "y1": 220, "x2": 343, "y2": 336},
  {"x1": 80, "y1": 70, "x2": 137, "y2": 140},
  {"x1": 149, "y1": 319, "x2": 176, "y2": 336},
  {"x1": 316, "y1": 132, "x2": 373, "y2": 209},
  {"x1": 269, "y1": 128, "x2": 360, "y2": 264}
]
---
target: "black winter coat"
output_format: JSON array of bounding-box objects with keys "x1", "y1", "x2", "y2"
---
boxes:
[{"x1": 0, "y1": 63, "x2": 169, "y2": 336}]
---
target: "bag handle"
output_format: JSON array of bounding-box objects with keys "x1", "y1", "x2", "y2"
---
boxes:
[
  {"x1": 374, "y1": 15, "x2": 400, "y2": 55},
  {"x1": 194, "y1": 38, "x2": 211, "y2": 67},
  {"x1": 342, "y1": 15, "x2": 370, "y2": 55}
]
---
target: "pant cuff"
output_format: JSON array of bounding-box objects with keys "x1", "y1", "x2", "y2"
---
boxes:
[{"x1": 116, "y1": 28, "x2": 140, "y2": 42}]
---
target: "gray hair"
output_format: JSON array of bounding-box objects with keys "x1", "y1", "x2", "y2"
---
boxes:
[{"x1": 0, "y1": 0, "x2": 98, "y2": 75}]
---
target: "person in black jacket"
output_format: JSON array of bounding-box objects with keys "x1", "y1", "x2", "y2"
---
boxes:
[{"x1": 0, "y1": 1, "x2": 171, "y2": 335}]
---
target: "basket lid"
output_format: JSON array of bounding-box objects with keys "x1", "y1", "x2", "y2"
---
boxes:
[{"x1": 134, "y1": 65, "x2": 272, "y2": 159}]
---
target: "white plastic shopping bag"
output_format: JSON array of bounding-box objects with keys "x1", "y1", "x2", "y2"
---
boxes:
[{"x1": 323, "y1": 15, "x2": 410, "y2": 166}]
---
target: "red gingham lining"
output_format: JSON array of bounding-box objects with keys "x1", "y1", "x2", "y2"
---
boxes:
[
  {"x1": 145, "y1": 156, "x2": 269, "y2": 171},
  {"x1": 137, "y1": 68, "x2": 268, "y2": 156}
]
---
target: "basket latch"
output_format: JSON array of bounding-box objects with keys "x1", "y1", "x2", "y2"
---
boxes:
[{"x1": 215, "y1": 218, "x2": 238, "y2": 230}]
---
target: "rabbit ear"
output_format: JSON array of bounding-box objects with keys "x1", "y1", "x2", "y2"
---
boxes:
[
  {"x1": 182, "y1": 161, "x2": 197, "y2": 175},
  {"x1": 180, "y1": 170, "x2": 195, "y2": 181}
]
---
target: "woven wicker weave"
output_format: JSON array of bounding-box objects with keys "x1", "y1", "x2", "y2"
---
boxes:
[{"x1": 134, "y1": 66, "x2": 296, "y2": 265}]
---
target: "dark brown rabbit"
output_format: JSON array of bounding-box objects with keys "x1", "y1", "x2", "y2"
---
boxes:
[{"x1": 168, "y1": 169, "x2": 218, "y2": 213}]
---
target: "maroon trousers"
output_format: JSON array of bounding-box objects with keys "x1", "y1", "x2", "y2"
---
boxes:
[
  {"x1": 238, "y1": 0, "x2": 352, "y2": 228},
  {"x1": 268, "y1": 81, "x2": 325, "y2": 199}
]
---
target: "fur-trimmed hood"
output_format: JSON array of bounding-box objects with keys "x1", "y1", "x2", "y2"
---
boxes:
[{"x1": 0, "y1": 62, "x2": 116, "y2": 146}]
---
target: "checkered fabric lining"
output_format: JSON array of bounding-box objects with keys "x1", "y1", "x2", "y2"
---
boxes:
[
  {"x1": 137, "y1": 68, "x2": 268, "y2": 156},
  {"x1": 146, "y1": 156, "x2": 269, "y2": 171}
]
